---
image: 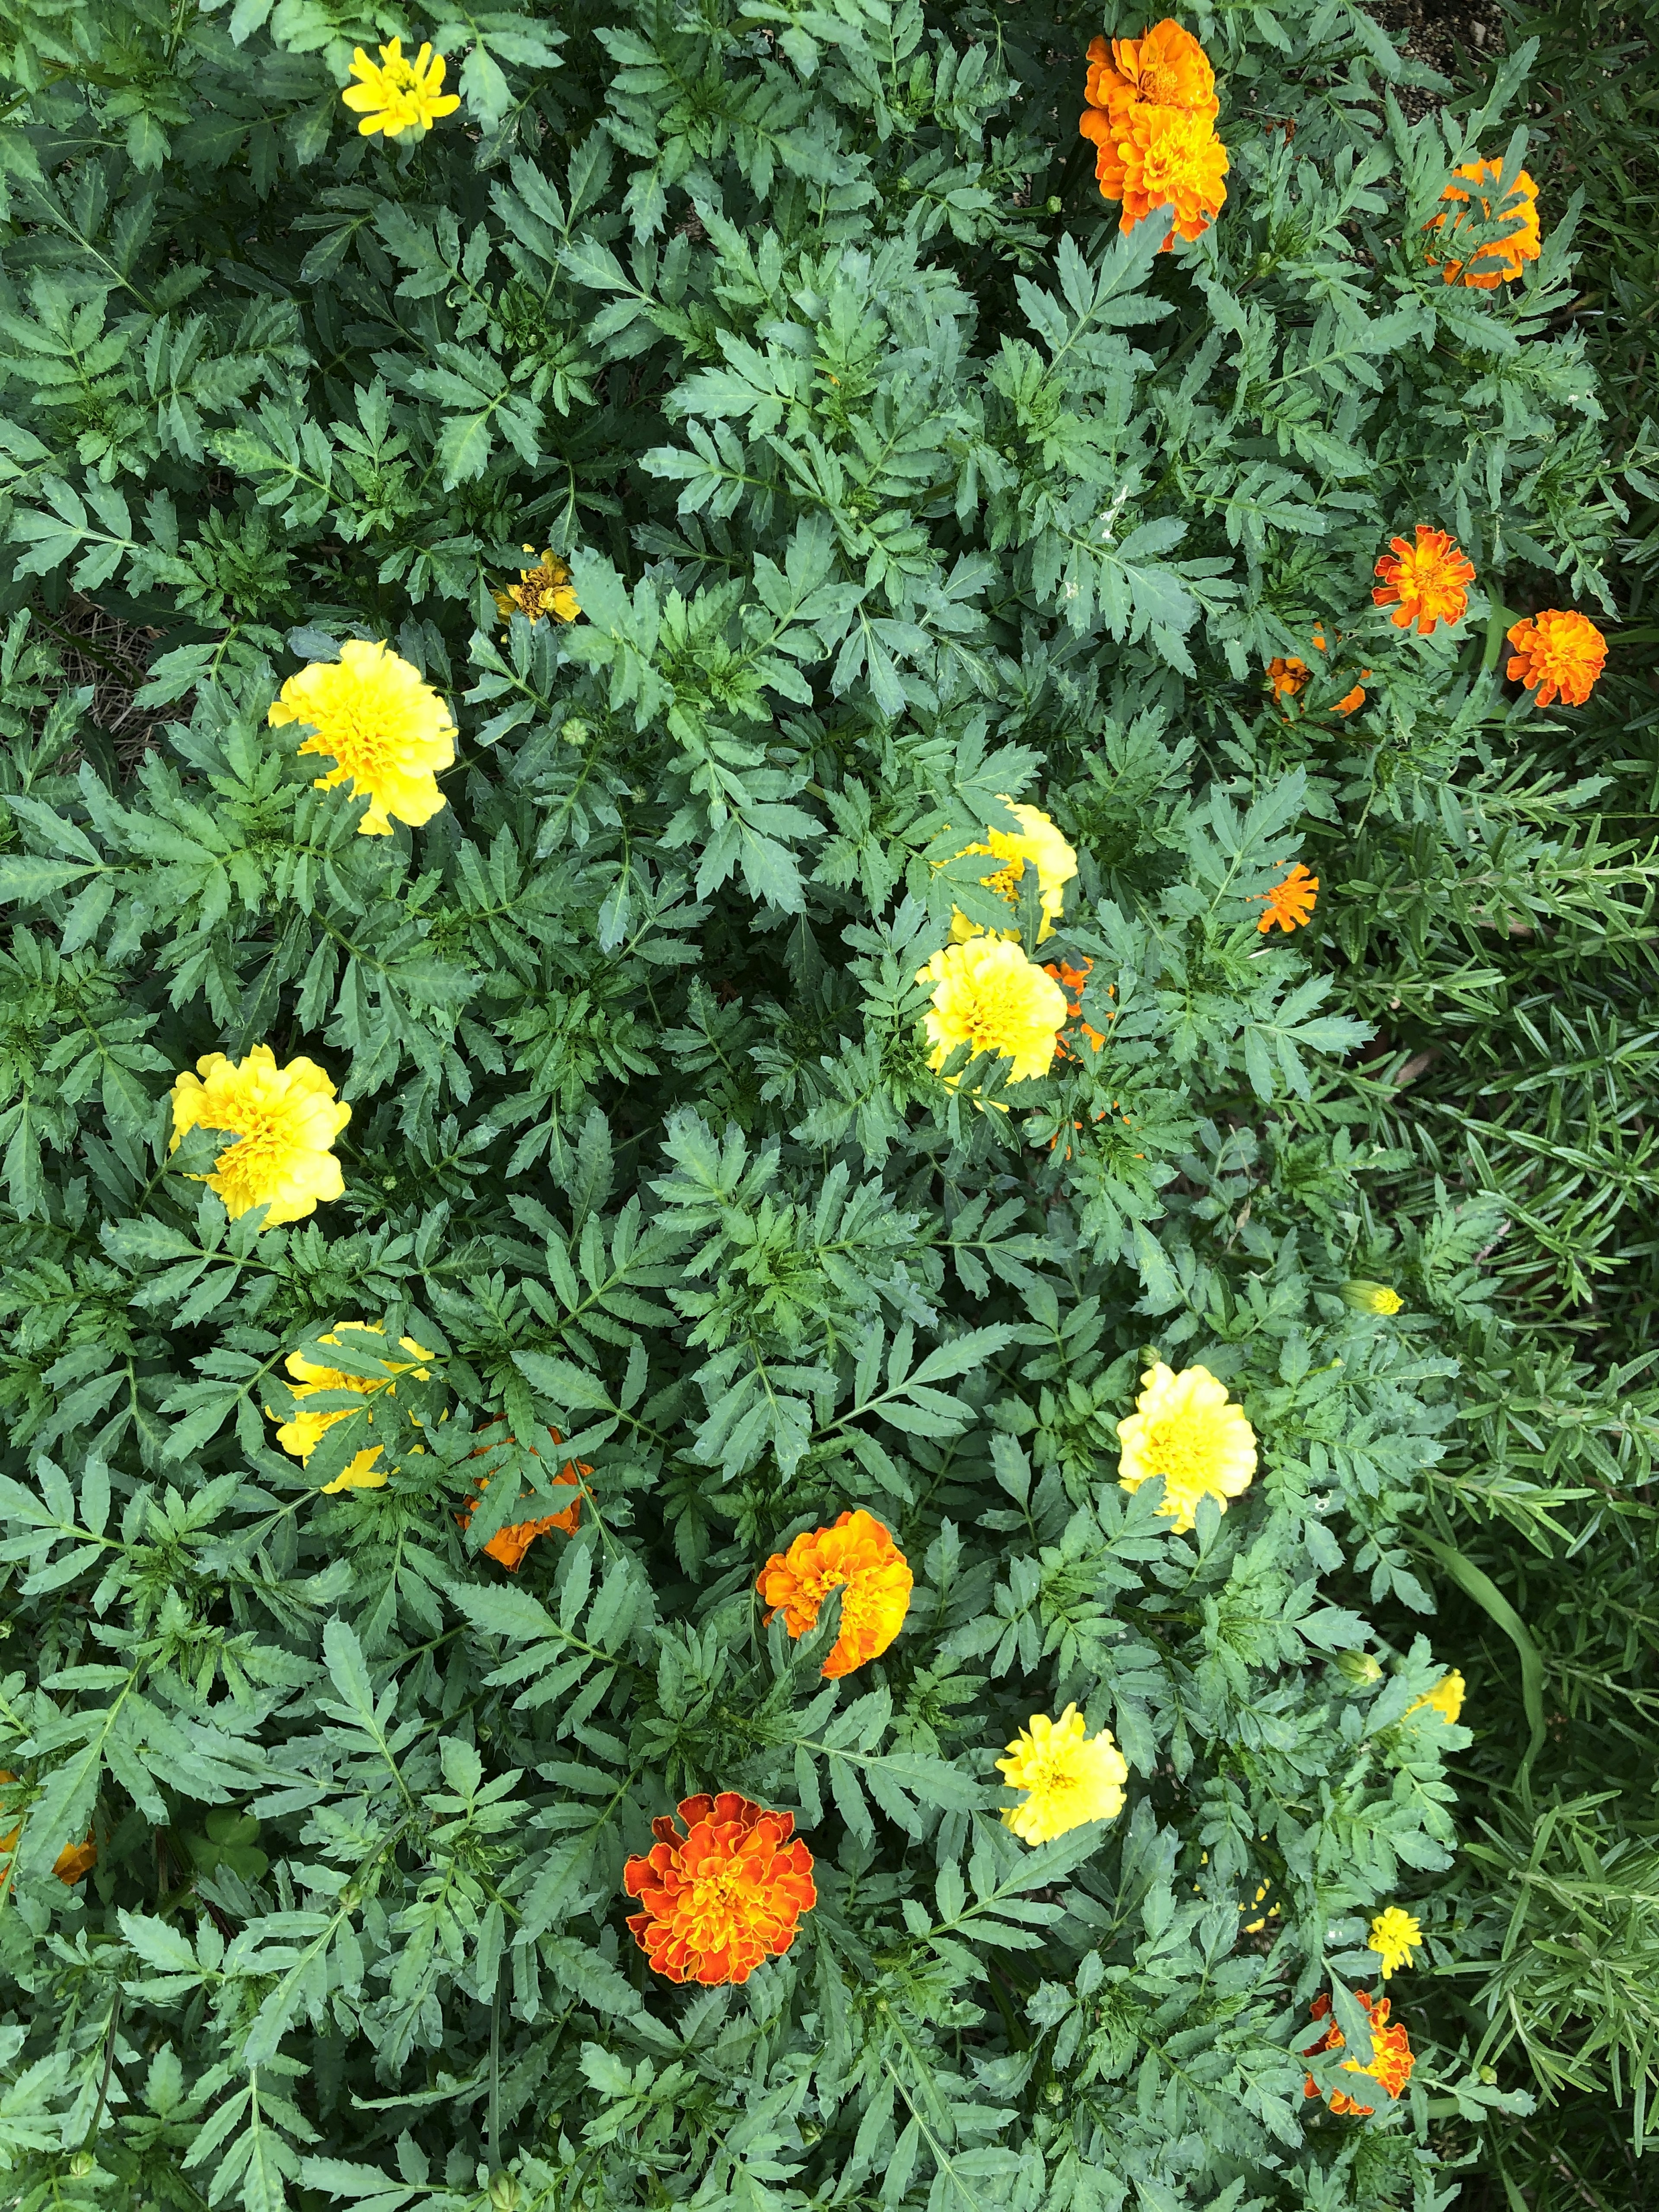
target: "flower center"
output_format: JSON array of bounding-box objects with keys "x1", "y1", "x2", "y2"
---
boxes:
[{"x1": 1139, "y1": 1411, "x2": 1222, "y2": 1487}]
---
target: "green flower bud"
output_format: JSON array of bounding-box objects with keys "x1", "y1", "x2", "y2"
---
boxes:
[
  {"x1": 559, "y1": 717, "x2": 591, "y2": 746},
  {"x1": 1046, "y1": 196, "x2": 1063, "y2": 215},
  {"x1": 488, "y1": 2175, "x2": 521, "y2": 2211},
  {"x1": 70, "y1": 2151, "x2": 95, "y2": 2177},
  {"x1": 1336, "y1": 1650, "x2": 1384, "y2": 1687},
  {"x1": 1341, "y1": 1279, "x2": 1404, "y2": 1315}
]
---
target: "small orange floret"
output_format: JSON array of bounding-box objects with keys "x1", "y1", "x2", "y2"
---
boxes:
[
  {"x1": 1042, "y1": 954, "x2": 1111, "y2": 1057},
  {"x1": 1254, "y1": 862, "x2": 1318, "y2": 935},
  {"x1": 1505, "y1": 609, "x2": 1607, "y2": 709},
  {"x1": 459, "y1": 1425, "x2": 590, "y2": 1569},
  {"x1": 756, "y1": 1510, "x2": 912, "y2": 1678},
  {"x1": 1372, "y1": 526, "x2": 1476, "y2": 636},
  {"x1": 0, "y1": 1773, "x2": 95, "y2": 1885},
  {"x1": 623, "y1": 1792, "x2": 816, "y2": 1985},
  {"x1": 1268, "y1": 632, "x2": 1370, "y2": 718},
  {"x1": 1426, "y1": 160, "x2": 1541, "y2": 289},
  {"x1": 1302, "y1": 1989, "x2": 1414, "y2": 2115}
]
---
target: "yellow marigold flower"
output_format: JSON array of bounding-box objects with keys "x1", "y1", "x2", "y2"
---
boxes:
[
  {"x1": 1426, "y1": 159, "x2": 1541, "y2": 289},
  {"x1": 268, "y1": 1321, "x2": 435, "y2": 1493},
  {"x1": 1117, "y1": 1360, "x2": 1257, "y2": 1532},
  {"x1": 268, "y1": 639, "x2": 457, "y2": 836},
  {"x1": 945, "y1": 799, "x2": 1077, "y2": 944},
  {"x1": 494, "y1": 546, "x2": 581, "y2": 629},
  {"x1": 1372, "y1": 525, "x2": 1476, "y2": 636},
  {"x1": 1341, "y1": 1279, "x2": 1404, "y2": 1315},
  {"x1": 169, "y1": 1046, "x2": 350, "y2": 1226},
  {"x1": 0, "y1": 1773, "x2": 95, "y2": 1885},
  {"x1": 918, "y1": 938, "x2": 1068, "y2": 1086},
  {"x1": 340, "y1": 38, "x2": 461, "y2": 139},
  {"x1": 997, "y1": 1704, "x2": 1128, "y2": 1844},
  {"x1": 1408, "y1": 1668, "x2": 1466, "y2": 1726},
  {"x1": 1505, "y1": 610, "x2": 1607, "y2": 709},
  {"x1": 756, "y1": 1510, "x2": 913, "y2": 1678},
  {"x1": 1254, "y1": 861, "x2": 1318, "y2": 935},
  {"x1": 1367, "y1": 1906, "x2": 1424, "y2": 1979}
]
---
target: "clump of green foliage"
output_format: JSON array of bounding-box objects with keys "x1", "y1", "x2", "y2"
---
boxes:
[{"x1": 0, "y1": 0, "x2": 1641, "y2": 2207}]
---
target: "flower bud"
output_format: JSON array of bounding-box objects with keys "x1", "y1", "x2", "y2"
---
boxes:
[
  {"x1": 1341, "y1": 1279, "x2": 1403, "y2": 1315},
  {"x1": 488, "y1": 2176, "x2": 521, "y2": 2211},
  {"x1": 559, "y1": 717, "x2": 591, "y2": 746},
  {"x1": 1336, "y1": 1650, "x2": 1384, "y2": 1687},
  {"x1": 1046, "y1": 196, "x2": 1063, "y2": 215},
  {"x1": 70, "y1": 2152, "x2": 95, "y2": 2177}
]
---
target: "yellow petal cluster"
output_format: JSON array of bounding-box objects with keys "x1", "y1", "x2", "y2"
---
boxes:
[
  {"x1": 268, "y1": 640, "x2": 457, "y2": 836},
  {"x1": 945, "y1": 799, "x2": 1077, "y2": 944},
  {"x1": 169, "y1": 1046, "x2": 350, "y2": 1226},
  {"x1": 1116, "y1": 1361, "x2": 1257, "y2": 1533},
  {"x1": 341, "y1": 39, "x2": 461, "y2": 138},
  {"x1": 1407, "y1": 1669, "x2": 1465, "y2": 1726},
  {"x1": 1367, "y1": 1906, "x2": 1424, "y2": 1979},
  {"x1": 918, "y1": 938, "x2": 1068, "y2": 1086},
  {"x1": 268, "y1": 1321, "x2": 436, "y2": 1493},
  {"x1": 997, "y1": 1705, "x2": 1128, "y2": 1844},
  {"x1": 494, "y1": 547, "x2": 581, "y2": 628}
]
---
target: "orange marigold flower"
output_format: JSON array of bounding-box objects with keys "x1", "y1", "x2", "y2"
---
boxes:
[
  {"x1": 1267, "y1": 655, "x2": 1311, "y2": 700},
  {"x1": 1302, "y1": 1989, "x2": 1414, "y2": 2115},
  {"x1": 0, "y1": 1773, "x2": 95, "y2": 1885},
  {"x1": 623, "y1": 1792, "x2": 816, "y2": 1985},
  {"x1": 1116, "y1": 102, "x2": 1229, "y2": 245},
  {"x1": 1254, "y1": 862, "x2": 1318, "y2": 934},
  {"x1": 756, "y1": 1510, "x2": 912, "y2": 1678},
  {"x1": 1426, "y1": 160, "x2": 1541, "y2": 289},
  {"x1": 1080, "y1": 21, "x2": 1227, "y2": 245},
  {"x1": 1505, "y1": 609, "x2": 1607, "y2": 709},
  {"x1": 1084, "y1": 20, "x2": 1219, "y2": 121},
  {"x1": 1042, "y1": 955, "x2": 1111, "y2": 1056},
  {"x1": 459, "y1": 1425, "x2": 590, "y2": 1570},
  {"x1": 1372, "y1": 526, "x2": 1476, "y2": 636}
]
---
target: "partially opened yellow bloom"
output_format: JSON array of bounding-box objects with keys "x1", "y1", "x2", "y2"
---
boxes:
[
  {"x1": 997, "y1": 1705, "x2": 1128, "y2": 1843},
  {"x1": 341, "y1": 39, "x2": 461, "y2": 138},
  {"x1": 268, "y1": 640, "x2": 457, "y2": 836},
  {"x1": 1368, "y1": 1906, "x2": 1424, "y2": 1978},
  {"x1": 494, "y1": 547, "x2": 581, "y2": 628},
  {"x1": 1407, "y1": 1669, "x2": 1466, "y2": 1726},
  {"x1": 268, "y1": 1321, "x2": 436, "y2": 1493},
  {"x1": 169, "y1": 1046, "x2": 350, "y2": 1225},
  {"x1": 1117, "y1": 1361, "x2": 1257, "y2": 1532},
  {"x1": 918, "y1": 938, "x2": 1068, "y2": 1086},
  {"x1": 945, "y1": 800, "x2": 1077, "y2": 944}
]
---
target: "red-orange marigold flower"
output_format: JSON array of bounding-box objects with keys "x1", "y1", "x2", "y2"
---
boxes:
[
  {"x1": 459, "y1": 1426, "x2": 590, "y2": 1570},
  {"x1": 623, "y1": 1792, "x2": 816, "y2": 1985},
  {"x1": 757, "y1": 1510, "x2": 912, "y2": 1678},
  {"x1": 1302, "y1": 1989, "x2": 1414, "y2": 2115},
  {"x1": 1505, "y1": 609, "x2": 1607, "y2": 709},
  {"x1": 1426, "y1": 160, "x2": 1541, "y2": 289},
  {"x1": 1254, "y1": 862, "x2": 1318, "y2": 934},
  {"x1": 1372, "y1": 526, "x2": 1476, "y2": 636},
  {"x1": 0, "y1": 1773, "x2": 95, "y2": 1885}
]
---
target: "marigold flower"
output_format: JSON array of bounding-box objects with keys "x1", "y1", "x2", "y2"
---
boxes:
[
  {"x1": 1117, "y1": 1360, "x2": 1257, "y2": 1532},
  {"x1": 1086, "y1": 19, "x2": 1219, "y2": 120},
  {"x1": 1080, "y1": 22, "x2": 1227, "y2": 245},
  {"x1": 944, "y1": 800, "x2": 1077, "y2": 944},
  {"x1": 1505, "y1": 609, "x2": 1607, "y2": 709},
  {"x1": 268, "y1": 639, "x2": 457, "y2": 836},
  {"x1": 1042, "y1": 955, "x2": 1110, "y2": 1056},
  {"x1": 169, "y1": 1045, "x2": 350, "y2": 1226},
  {"x1": 1426, "y1": 159, "x2": 1541, "y2": 289},
  {"x1": 1368, "y1": 1906, "x2": 1424, "y2": 1978},
  {"x1": 918, "y1": 938, "x2": 1069, "y2": 1086},
  {"x1": 997, "y1": 1704, "x2": 1128, "y2": 1844},
  {"x1": 1341, "y1": 1279, "x2": 1404, "y2": 1316},
  {"x1": 0, "y1": 1774, "x2": 95, "y2": 1885},
  {"x1": 494, "y1": 547, "x2": 581, "y2": 629},
  {"x1": 1303, "y1": 1989, "x2": 1414, "y2": 2114},
  {"x1": 1116, "y1": 102, "x2": 1230, "y2": 245},
  {"x1": 1254, "y1": 862, "x2": 1318, "y2": 935},
  {"x1": 1268, "y1": 630, "x2": 1369, "y2": 716},
  {"x1": 461, "y1": 1428, "x2": 591, "y2": 1568},
  {"x1": 623, "y1": 1792, "x2": 816, "y2": 1985},
  {"x1": 756, "y1": 1510, "x2": 912, "y2": 1678},
  {"x1": 267, "y1": 1321, "x2": 435, "y2": 1492},
  {"x1": 340, "y1": 38, "x2": 461, "y2": 138},
  {"x1": 1372, "y1": 526, "x2": 1476, "y2": 636},
  {"x1": 1408, "y1": 1668, "x2": 1466, "y2": 1726}
]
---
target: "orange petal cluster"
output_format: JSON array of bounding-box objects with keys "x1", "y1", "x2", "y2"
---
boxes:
[
  {"x1": 1505, "y1": 609, "x2": 1607, "y2": 709},
  {"x1": 1373, "y1": 526, "x2": 1476, "y2": 636},
  {"x1": 1254, "y1": 863, "x2": 1318, "y2": 935},
  {"x1": 756, "y1": 1510, "x2": 912, "y2": 1678},
  {"x1": 623, "y1": 1793, "x2": 816, "y2": 1985},
  {"x1": 0, "y1": 1773, "x2": 95, "y2": 1885},
  {"x1": 1426, "y1": 159, "x2": 1541, "y2": 289},
  {"x1": 460, "y1": 1425, "x2": 590, "y2": 1570},
  {"x1": 1302, "y1": 1989, "x2": 1414, "y2": 2115},
  {"x1": 1042, "y1": 955, "x2": 1111, "y2": 1057},
  {"x1": 1079, "y1": 20, "x2": 1228, "y2": 248},
  {"x1": 1267, "y1": 628, "x2": 1370, "y2": 717}
]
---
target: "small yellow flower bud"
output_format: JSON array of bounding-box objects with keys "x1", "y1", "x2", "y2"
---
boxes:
[
  {"x1": 1341, "y1": 1279, "x2": 1404, "y2": 1315},
  {"x1": 1336, "y1": 1650, "x2": 1384, "y2": 1687}
]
